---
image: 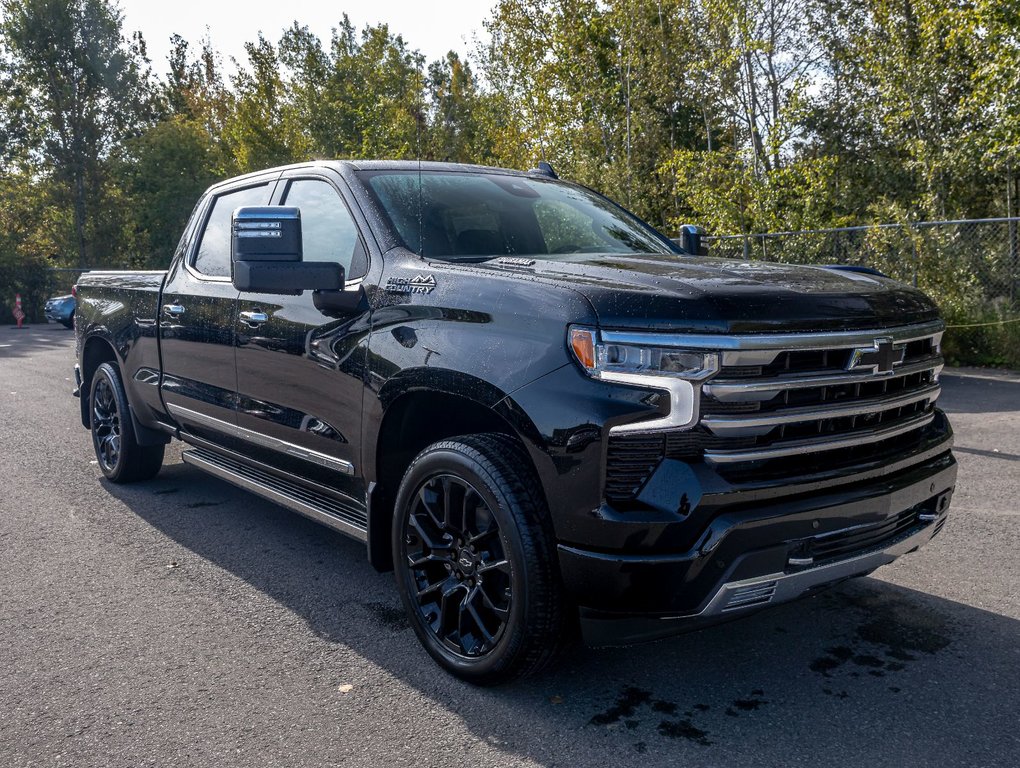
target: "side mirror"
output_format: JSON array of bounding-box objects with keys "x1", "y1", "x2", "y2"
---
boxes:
[
  {"x1": 678, "y1": 224, "x2": 708, "y2": 257},
  {"x1": 231, "y1": 206, "x2": 343, "y2": 294}
]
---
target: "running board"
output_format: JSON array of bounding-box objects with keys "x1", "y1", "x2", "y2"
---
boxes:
[{"x1": 181, "y1": 448, "x2": 368, "y2": 542}]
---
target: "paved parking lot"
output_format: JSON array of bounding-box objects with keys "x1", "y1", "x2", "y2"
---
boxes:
[{"x1": 1, "y1": 324, "x2": 1018, "y2": 767}]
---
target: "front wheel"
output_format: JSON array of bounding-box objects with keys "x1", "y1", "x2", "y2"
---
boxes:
[
  {"x1": 90, "y1": 362, "x2": 164, "y2": 483},
  {"x1": 392, "y1": 434, "x2": 571, "y2": 685}
]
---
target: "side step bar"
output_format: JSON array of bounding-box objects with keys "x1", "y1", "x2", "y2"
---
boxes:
[{"x1": 181, "y1": 448, "x2": 368, "y2": 542}]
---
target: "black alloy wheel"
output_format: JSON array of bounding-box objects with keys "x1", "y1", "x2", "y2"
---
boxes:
[
  {"x1": 393, "y1": 434, "x2": 570, "y2": 684},
  {"x1": 403, "y1": 473, "x2": 513, "y2": 658},
  {"x1": 89, "y1": 362, "x2": 164, "y2": 483},
  {"x1": 92, "y1": 374, "x2": 122, "y2": 473}
]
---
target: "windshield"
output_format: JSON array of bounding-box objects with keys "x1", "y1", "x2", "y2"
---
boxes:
[{"x1": 358, "y1": 170, "x2": 681, "y2": 260}]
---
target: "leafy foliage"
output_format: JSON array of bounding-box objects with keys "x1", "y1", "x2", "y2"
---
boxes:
[{"x1": 0, "y1": 0, "x2": 1018, "y2": 364}]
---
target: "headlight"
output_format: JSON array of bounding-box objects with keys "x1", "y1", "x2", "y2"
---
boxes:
[
  {"x1": 569, "y1": 327, "x2": 718, "y2": 380},
  {"x1": 568, "y1": 326, "x2": 719, "y2": 432}
]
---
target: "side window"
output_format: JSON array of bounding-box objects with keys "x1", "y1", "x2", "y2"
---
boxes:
[
  {"x1": 282, "y1": 179, "x2": 365, "y2": 278},
  {"x1": 193, "y1": 183, "x2": 271, "y2": 277}
]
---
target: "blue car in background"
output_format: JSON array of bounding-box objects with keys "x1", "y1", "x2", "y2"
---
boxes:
[{"x1": 44, "y1": 294, "x2": 75, "y2": 328}]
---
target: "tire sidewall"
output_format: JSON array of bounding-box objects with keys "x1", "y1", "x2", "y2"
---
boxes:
[
  {"x1": 392, "y1": 444, "x2": 531, "y2": 680},
  {"x1": 90, "y1": 363, "x2": 130, "y2": 482}
]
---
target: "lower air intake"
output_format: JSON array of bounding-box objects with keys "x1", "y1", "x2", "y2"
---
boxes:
[{"x1": 721, "y1": 580, "x2": 778, "y2": 612}]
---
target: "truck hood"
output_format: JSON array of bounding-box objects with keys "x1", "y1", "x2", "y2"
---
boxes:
[{"x1": 489, "y1": 253, "x2": 940, "y2": 334}]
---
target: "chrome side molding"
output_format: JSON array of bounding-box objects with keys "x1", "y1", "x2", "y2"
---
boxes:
[{"x1": 167, "y1": 402, "x2": 355, "y2": 475}]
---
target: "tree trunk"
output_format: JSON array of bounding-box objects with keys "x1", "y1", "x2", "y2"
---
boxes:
[{"x1": 74, "y1": 170, "x2": 88, "y2": 268}]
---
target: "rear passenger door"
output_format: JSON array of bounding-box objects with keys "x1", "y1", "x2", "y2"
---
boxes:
[
  {"x1": 232, "y1": 172, "x2": 371, "y2": 502},
  {"x1": 159, "y1": 177, "x2": 276, "y2": 446}
]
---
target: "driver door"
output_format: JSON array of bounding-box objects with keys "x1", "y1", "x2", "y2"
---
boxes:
[{"x1": 232, "y1": 173, "x2": 371, "y2": 504}]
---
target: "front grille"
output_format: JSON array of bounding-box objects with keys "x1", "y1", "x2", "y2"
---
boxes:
[{"x1": 604, "y1": 323, "x2": 945, "y2": 503}]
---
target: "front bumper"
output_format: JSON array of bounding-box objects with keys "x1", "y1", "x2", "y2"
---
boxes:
[{"x1": 560, "y1": 449, "x2": 956, "y2": 646}]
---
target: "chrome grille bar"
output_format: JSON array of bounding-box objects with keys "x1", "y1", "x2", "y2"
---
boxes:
[
  {"x1": 600, "y1": 319, "x2": 944, "y2": 352},
  {"x1": 703, "y1": 355, "x2": 943, "y2": 402},
  {"x1": 701, "y1": 383, "x2": 941, "y2": 437},
  {"x1": 703, "y1": 411, "x2": 936, "y2": 464}
]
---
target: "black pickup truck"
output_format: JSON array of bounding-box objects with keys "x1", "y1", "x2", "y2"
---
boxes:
[{"x1": 74, "y1": 161, "x2": 956, "y2": 683}]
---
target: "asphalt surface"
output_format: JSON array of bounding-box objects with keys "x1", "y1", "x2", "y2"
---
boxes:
[{"x1": 1, "y1": 324, "x2": 1018, "y2": 768}]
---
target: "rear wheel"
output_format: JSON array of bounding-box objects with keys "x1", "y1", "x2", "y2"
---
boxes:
[
  {"x1": 392, "y1": 434, "x2": 571, "y2": 685},
  {"x1": 90, "y1": 362, "x2": 164, "y2": 483}
]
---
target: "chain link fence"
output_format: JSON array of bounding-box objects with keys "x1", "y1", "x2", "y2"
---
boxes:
[{"x1": 703, "y1": 218, "x2": 1020, "y2": 368}]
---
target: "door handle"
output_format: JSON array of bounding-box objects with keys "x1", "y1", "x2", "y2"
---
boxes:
[
  {"x1": 163, "y1": 304, "x2": 186, "y2": 316},
  {"x1": 239, "y1": 310, "x2": 269, "y2": 326}
]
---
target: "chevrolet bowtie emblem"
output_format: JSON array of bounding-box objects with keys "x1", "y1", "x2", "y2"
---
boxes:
[{"x1": 846, "y1": 337, "x2": 906, "y2": 375}]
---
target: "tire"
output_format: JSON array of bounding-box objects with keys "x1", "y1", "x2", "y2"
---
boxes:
[
  {"x1": 392, "y1": 433, "x2": 571, "y2": 685},
  {"x1": 90, "y1": 362, "x2": 164, "y2": 483},
  {"x1": 61, "y1": 318, "x2": 74, "y2": 329}
]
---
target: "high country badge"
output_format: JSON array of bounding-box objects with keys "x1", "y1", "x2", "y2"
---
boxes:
[{"x1": 385, "y1": 274, "x2": 437, "y2": 295}]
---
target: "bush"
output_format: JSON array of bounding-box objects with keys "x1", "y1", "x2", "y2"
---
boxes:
[{"x1": 940, "y1": 303, "x2": 1020, "y2": 370}]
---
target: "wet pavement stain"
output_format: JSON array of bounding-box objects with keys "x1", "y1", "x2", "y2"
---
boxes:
[
  {"x1": 810, "y1": 656, "x2": 842, "y2": 675},
  {"x1": 590, "y1": 687, "x2": 652, "y2": 726},
  {"x1": 852, "y1": 654, "x2": 885, "y2": 668},
  {"x1": 362, "y1": 602, "x2": 410, "y2": 632},
  {"x1": 885, "y1": 648, "x2": 917, "y2": 662},
  {"x1": 828, "y1": 646, "x2": 854, "y2": 661},
  {"x1": 857, "y1": 616, "x2": 951, "y2": 655},
  {"x1": 185, "y1": 500, "x2": 223, "y2": 509},
  {"x1": 591, "y1": 686, "x2": 774, "y2": 746},
  {"x1": 809, "y1": 589, "x2": 954, "y2": 687},
  {"x1": 153, "y1": 488, "x2": 180, "y2": 495},
  {"x1": 591, "y1": 688, "x2": 715, "y2": 746},
  {"x1": 657, "y1": 719, "x2": 712, "y2": 746},
  {"x1": 732, "y1": 698, "x2": 767, "y2": 712}
]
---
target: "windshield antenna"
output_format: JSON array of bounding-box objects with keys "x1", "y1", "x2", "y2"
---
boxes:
[{"x1": 416, "y1": 63, "x2": 424, "y2": 259}]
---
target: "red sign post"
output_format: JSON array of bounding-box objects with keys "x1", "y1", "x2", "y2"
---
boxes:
[{"x1": 13, "y1": 293, "x2": 25, "y2": 328}]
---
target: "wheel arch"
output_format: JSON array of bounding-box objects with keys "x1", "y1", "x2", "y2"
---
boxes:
[
  {"x1": 79, "y1": 334, "x2": 119, "y2": 429},
  {"x1": 366, "y1": 384, "x2": 544, "y2": 572}
]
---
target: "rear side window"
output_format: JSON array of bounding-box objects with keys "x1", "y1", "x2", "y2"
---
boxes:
[{"x1": 193, "y1": 183, "x2": 271, "y2": 277}]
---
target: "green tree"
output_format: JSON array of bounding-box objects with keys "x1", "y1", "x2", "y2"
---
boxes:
[
  {"x1": 1, "y1": 0, "x2": 156, "y2": 266},
  {"x1": 222, "y1": 35, "x2": 309, "y2": 173},
  {"x1": 426, "y1": 52, "x2": 485, "y2": 162},
  {"x1": 115, "y1": 117, "x2": 219, "y2": 267}
]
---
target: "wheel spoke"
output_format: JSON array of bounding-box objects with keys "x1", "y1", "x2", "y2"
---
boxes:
[
  {"x1": 417, "y1": 486, "x2": 444, "y2": 529},
  {"x1": 439, "y1": 579, "x2": 466, "y2": 638},
  {"x1": 407, "y1": 551, "x2": 453, "y2": 569},
  {"x1": 416, "y1": 577, "x2": 446, "y2": 599},
  {"x1": 408, "y1": 513, "x2": 451, "y2": 552},
  {"x1": 466, "y1": 526, "x2": 497, "y2": 546},
  {"x1": 465, "y1": 598, "x2": 496, "y2": 646},
  {"x1": 476, "y1": 585, "x2": 510, "y2": 619},
  {"x1": 477, "y1": 558, "x2": 510, "y2": 576},
  {"x1": 461, "y1": 488, "x2": 481, "y2": 537},
  {"x1": 440, "y1": 477, "x2": 453, "y2": 529}
]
